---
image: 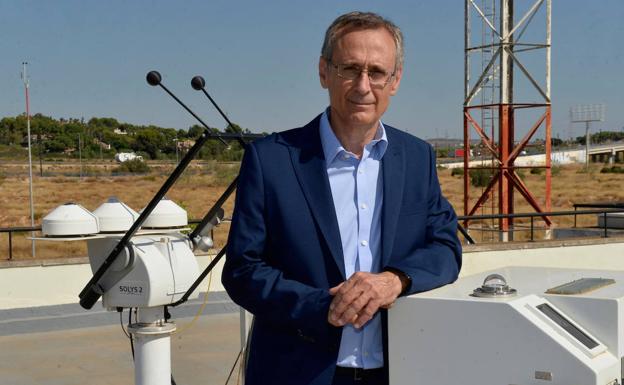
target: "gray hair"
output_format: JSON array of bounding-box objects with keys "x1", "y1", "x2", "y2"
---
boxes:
[{"x1": 321, "y1": 11, "x2": 404, "y2": 70}]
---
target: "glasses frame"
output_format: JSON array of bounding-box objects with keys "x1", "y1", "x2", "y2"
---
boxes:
[{"x1": 327, "y1": 60, "x2": 396, "y2": 88}]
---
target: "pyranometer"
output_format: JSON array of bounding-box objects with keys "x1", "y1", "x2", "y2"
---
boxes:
[
  {"x1": 42, "y1": 202, "x2": 99, "y2": 237},
  {"x1": 93, "y1": 197, "x2": 139, "y2": 233}
]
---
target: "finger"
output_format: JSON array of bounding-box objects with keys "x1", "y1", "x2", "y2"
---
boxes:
[
  {"x1": 330, "y1": 272, "x2": 372, "y2": 314},
  {"x1": 328, "y1": 311, "x2": 342, "y2": 327},
  {"x1": 336, "y1": 274, "x2": 360, "y2": 296},
  {"x1": 353, "y1": 299, "x2": 381, "y2": 329},
  {"x1": 331, "y1": 284, "x2": 367, "y2": 316},
  {"x1": 331, "y1": 277, "x2": 359, "y2": 309},
  {"x1": 329, "y1": 282, "x2": 344, "y2": 296},
  {"x1": 339, "y1": 293, "x2": 371, "y2": 322},
  {"x1": 336, "y1": 306, "x2": 360, "y2": 326},
  {"x1": 328, "y1": 305, "x2": 358, "y2": 327}
]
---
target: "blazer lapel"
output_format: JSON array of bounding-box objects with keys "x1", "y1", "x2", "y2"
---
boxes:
[
  {"x1": 381, "y1": 129, "x2": 405, "y2": 267},
  {"x1": 286, "y1": 117, "x2": 346, "y2": 279}
]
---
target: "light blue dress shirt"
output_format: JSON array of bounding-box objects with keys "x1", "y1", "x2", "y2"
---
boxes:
[{"x1": 319, "y1": 109, "x2": 387, "y2": 369}]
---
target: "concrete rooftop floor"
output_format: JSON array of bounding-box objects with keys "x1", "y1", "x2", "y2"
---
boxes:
[{"x1": 0, "y1": 297, "x2": 243, "y2": 385}]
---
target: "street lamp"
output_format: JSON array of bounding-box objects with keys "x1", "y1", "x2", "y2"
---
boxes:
[{"x1": 571, "y1": 104, "x2": 606, "y2": 168}]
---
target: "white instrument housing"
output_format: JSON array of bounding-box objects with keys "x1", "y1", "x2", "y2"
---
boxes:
[{"x1": 389, "y1": 266, "x2": 624, "y2": 385}]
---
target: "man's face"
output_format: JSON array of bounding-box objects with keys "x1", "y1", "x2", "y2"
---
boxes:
[{"x1": 319, "y1": 27, "x2": 402, "y2": 131}]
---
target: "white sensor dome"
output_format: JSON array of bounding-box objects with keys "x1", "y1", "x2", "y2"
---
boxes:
[
  {"x1": 141, "y1": 198, "x2": 188, "y2": 228},
  {"x1": 93, "y1": 197, "x2": 139, "y2": 232},
  {"x1": 42, "y1": 203, "x2": 99, "y2": 236}
]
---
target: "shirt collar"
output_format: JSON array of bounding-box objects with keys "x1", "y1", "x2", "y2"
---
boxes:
[{"x1": 319, "y1": 108, "x2": 388, "y2": 165}]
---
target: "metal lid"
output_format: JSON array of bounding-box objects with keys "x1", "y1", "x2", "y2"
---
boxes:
[
  {"x1": 42, "y1": 203, "x2": 100, "y2": 236},
  {"x1": 140, "y1": 198, "x2": 188, "y2": 229},
  {"x1": 472, "y1": 273, "x2": 517, "y2": 298},
  {"x1": 93, "y1": 197, "x2": 139, "y2": 233}
]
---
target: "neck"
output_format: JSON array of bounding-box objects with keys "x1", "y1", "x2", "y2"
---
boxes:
[{"x1": 329, "y1": 117, "x2": 378, "y2": 158}]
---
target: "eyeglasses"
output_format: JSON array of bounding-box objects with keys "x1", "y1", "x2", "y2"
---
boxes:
[{"x1": 328, "y1": 61, "x2": 395, "y2": 88}]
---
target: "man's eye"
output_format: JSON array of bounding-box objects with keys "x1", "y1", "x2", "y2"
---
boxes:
[
  {"x1": 342, "y1": 66, "x2": 361, "y2": 77},
  {"x1": 369, "y1": 70, "x2": 387, "y2": 81}
]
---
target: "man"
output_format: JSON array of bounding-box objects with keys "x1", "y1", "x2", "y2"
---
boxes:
[{"x1": 222, "y1": 11, "x2": 462, "y2": 385}]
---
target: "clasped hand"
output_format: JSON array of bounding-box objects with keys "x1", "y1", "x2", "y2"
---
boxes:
[{"x1": 327, "y1": 271, "x2": 402, "y2": 329}]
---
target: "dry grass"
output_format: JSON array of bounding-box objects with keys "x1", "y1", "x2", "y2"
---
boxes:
[
  {"x1": 2, "y1": 161, "x2": 623, "y2": 260},
  {"x1": 439, "y1": 164, "x2": 624, "y2": 242},
  {"x1": 0, "y1": 161, "x2": 238, "y2": 260}
]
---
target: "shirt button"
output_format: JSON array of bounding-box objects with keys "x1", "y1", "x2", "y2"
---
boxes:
[
  {"x1": 360, "y1": 240, "x2": 368, "y2": 246},
  {"x1": 342, "y1": 154, "x2": 349, "y2": 160},
  {"x1": 360, "y1": 203, "x2": 368, "y2": 210},
  {"x1": 358, "y1": 169, "x2": 364, "y2": 174}
]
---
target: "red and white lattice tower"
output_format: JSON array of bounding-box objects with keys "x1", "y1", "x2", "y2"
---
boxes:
[{"x1": 463, "y1": 0, "x2": 552, "y2": 241}]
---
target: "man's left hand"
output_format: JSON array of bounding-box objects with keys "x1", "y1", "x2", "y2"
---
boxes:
[{"x1": 328, "y1": 271, "x2": 403, "y2": 329}]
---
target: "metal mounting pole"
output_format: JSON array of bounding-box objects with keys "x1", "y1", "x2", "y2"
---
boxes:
[
  {"x1": 128, "y1": 307, "x2": 176, "y2": 385},
  {"x1": 21, "y1": 62, "x2": 36, "y2": 257}
]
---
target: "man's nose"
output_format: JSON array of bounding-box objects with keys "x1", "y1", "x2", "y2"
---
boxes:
[{"x1": 352, "y1": 70, "x2": 372, "y2": 93}]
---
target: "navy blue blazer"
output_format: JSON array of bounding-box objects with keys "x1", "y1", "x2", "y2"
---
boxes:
[{"x1": 222, "y1": 114, "x2": 462, "y2": 385}]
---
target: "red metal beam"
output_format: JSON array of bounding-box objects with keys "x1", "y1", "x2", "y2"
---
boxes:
[
  {"x1": 499, "y1": 105, "x2": 512, "y2": 233},
  {"x1": 506, "y1": 112, "x2": 547, "y2": 165},
  {"x1": 506, "y1": 170, "x2": 552, "y2": 225},
  {"x1": 467, "y1": 171, "x2": 501, "y2": 219},
  {"x1": 462, "y1": 103, "x2": 552, "y2": 237},
  {"x1": 544, "y1": 107, "x2": 552, "y2": 212},
  {"x1": 465, "y1": 110, "x2": 500, "y2": 162}
]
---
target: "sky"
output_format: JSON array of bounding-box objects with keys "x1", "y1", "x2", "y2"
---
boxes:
[{"x1": 0, "y1": 0, "x2": 622, "y2": 140}]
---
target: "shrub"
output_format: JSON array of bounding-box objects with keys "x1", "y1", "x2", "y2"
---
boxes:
[
  {"x1": 600, "y1": 166, "x2": 624, "y2": 174},
  {"x1": 530, "y1": 167, "x2": 544, "y2": 175},
  {"x1": 469, "y1": 167, "x2": 494, "y2": 187},
  {"x1": 451, "y1": 168, "x2": 463, "y2": 177},
  {"x1": 113, "y1": 159, "x2": 150, "y2": 174}
]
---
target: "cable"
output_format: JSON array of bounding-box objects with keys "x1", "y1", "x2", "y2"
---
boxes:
[
  {"x1": 236, "y1": 352, "x2": 242, "y2": 385},
  {"x1": 119, "y1": 308, "x2": 131, "y2": 339},
  {"x1": 129, "y1": 307, "x2": 135, "y2": 359},
  {"x1": 174, "y1": 255, "x2": 213, "y2": 335},
  {"x1": 224, "y1": 349, "x2": 243, "y2": 385}
]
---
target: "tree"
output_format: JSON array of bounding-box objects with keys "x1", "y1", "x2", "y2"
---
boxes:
[{"x1": 551, "y1": 138, "x2": 563, "y2": 147}]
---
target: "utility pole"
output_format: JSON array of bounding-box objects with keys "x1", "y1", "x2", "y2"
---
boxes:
[
  {"x1": 78, "y1": 134, "x2": 83, "y2": 179},
  {"x1": 21, "y1": 62, "x2": 36, "y2": 257}
]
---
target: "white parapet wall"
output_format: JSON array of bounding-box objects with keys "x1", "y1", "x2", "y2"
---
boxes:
[
  {"x1": 2, "y1": 237, "x2": 624, "y2": 310},
  {"x1": 461, "y1": 237, "x2": 624, "y2": 277},
  {"x1": 441, "y1": 149, "x2": 586, "y2": 169},
  {"x1": 0, "y1": 255, "x2": 225, "y2": 310}
]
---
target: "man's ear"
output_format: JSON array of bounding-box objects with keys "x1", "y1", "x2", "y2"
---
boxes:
[
  {"x1": 319, "y1": 57, "x2": 329, "y2": 89},
  {"x1": 389, "y1": 65, "x2": 403, "y2": 96}
]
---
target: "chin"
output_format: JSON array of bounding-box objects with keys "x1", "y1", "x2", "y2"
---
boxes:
[{"x1": 347, "y1": 111, "x2": 378, "y2": 127}]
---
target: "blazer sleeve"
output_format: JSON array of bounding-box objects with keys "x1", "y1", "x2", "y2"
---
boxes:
[
  {"x1": 385, "y1": 144, "x2": 462, "y2": 296},
  {"x1": 222, "y1": 141, "x2": 333, "y2": 337}
]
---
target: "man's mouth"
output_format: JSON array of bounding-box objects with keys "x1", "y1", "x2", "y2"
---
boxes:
[{"x1": 349, "y1": 100, "x2": 374, "y2": 106}]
